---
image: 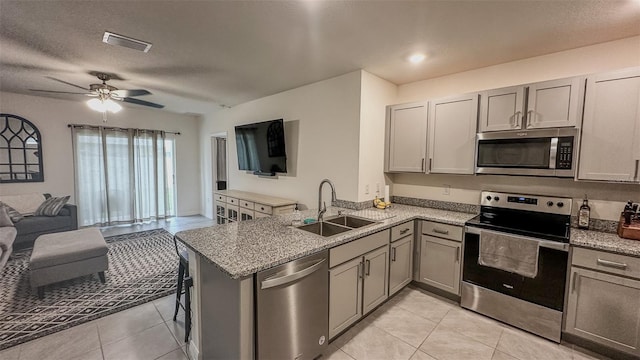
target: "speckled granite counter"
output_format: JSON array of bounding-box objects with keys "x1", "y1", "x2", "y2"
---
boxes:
[
  {"x1": 175, "y1": 204, "x2": 476, "y2": 279},
  {"x1": 571, "y1": 228, "x2": 640, "y2": 257}
]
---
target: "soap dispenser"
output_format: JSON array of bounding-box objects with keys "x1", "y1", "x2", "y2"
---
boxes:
[{"x1": 292, "y1": 203, "x2": 302, "y2": 226}]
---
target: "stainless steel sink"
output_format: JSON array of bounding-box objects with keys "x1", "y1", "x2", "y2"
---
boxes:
[
  {"x1": 295, "y1": 215, "x2": 378, "y2": 237},
  {"x1": 296, "y1": 221, "x2": 352, "y2": 237},
  {"x1": 325, "y1": 215, "x2": 376, "y2": 229}
]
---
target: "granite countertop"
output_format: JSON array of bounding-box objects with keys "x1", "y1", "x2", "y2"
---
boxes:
[
  {"x1": 175, "y1": 204, "x2": 476, "y2": 279},
  {"x1": 570, "y1": 228, "x2": 640, "y2": 257}
]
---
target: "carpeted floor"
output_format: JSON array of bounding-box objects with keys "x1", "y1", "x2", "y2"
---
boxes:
[{"x1": 0, "y1": 229, "x2": 180, "y2": 350}]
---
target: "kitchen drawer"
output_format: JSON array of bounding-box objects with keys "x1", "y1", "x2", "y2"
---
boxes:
[
  {"x1": 255, "y1": 203, "x2": 272, "y2": 215},
  {"x1": 572, "y1": 247, "x2": 640, "y2": 280},
  {"x1": 422, "y1": 221, "x2": 462, "y2": 242},
  {"x1": 330, "y1": 230, "x2": 390, "y2": 268},
  {"x1": 240, "y1": 200, "x2": 254, "y2": 210},
  {"x1": 215, "y1": 194, "x2": 226, "y2": 202},
  {"x1": 227, "y1": 197, "x2": 239, "y2": 206},
  {"x1": 391, "y1": 221, "x2": 414, "y2": 242}
]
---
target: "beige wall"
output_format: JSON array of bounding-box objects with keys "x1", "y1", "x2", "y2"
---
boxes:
[
  {"x1": 199, "y1": 71, "x2": 362, "y2": 217},
  {"x1": 357, "y1": 71, "x2": 397, "y2": 202},
  {"x1": 390, "y1": 36, "x2": 640, "y2": 221},
  {"x1": 0, "y1": 92, "x2": 202, "y2": 216}
]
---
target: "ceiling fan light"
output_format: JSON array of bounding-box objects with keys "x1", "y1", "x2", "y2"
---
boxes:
[
  {"x1": 87, "y1": 98, "x2": 107, "y2": 112},
  {"x1": 105, "y1": 99, "x2": 122, "y2": 113}
]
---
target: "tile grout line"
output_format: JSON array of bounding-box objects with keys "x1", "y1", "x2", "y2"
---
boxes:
[{"x1": 95, "y1": 324, "x2": 106, "y2": 360}]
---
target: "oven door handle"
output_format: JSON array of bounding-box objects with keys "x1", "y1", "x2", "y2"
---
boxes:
[{"x1": 464, "y1": 226, "x2": 569, "y2": 251}]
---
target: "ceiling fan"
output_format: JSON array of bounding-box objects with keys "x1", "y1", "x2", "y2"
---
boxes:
[{"x1": 29, "y1": 73, "x2": 165, "y2": 114}]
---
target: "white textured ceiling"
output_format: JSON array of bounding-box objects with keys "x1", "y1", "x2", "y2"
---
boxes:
[{"x1": 1, "y1": 1, "x2": 639, "y2": 114}]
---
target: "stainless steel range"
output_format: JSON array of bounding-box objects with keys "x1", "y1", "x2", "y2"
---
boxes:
[{"x1": 461, "y1": 191, "x2": 572, "y2": 343}]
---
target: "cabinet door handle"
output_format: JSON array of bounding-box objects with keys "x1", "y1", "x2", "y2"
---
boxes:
[
  {"x1": 399, "y1": 228, "x2": 410, "y2": 235},
  {"x1": 421, "y1": 158, "x2": 425, "y2": 171},
  {"x1": 358, "y1": 262, "x2": 363, "y2": 279},
  {"x1": 572, "y1": 272, "x2": 579, "y2": 293},
  {"x1": 433, "y1": 228, "x2": 449, "y2": 235},
  {"x1": 365, "y1": 259, "x2": 371, "y2": 276},
  {"x1": 597, "y1": 258, "x2": 627, "y2": 270},
  {"x1": 456, "y1": 247, "x2": 460, "y2": 262},
  {"x1": 634, "y1": 160, "x2": 639, "y2": 180},
  {"x1": 391, "y1": 247, "x2": 397, "y2": 262},
  {"x1": 513, "y1": 111, "x2": 521, "y2": 128},
  {"x1": 526, "y1": 110, "x2": 534, "y2": 128}
]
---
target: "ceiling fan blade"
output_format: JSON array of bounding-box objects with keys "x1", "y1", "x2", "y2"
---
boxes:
[
  {"x1": 122, "y1": 97, "x2": 165, "y2": 109},
  {"x1": 45, "y1": 76, "x2": 89, "y2": 91},
  {"x1": 112, "y1": 89, "x2": 151, "y2": 97},
  {"x1": 29, "y1": 89, "x2": 88, "y2": 95}
]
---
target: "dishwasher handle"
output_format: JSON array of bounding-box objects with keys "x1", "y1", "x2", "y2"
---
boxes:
[{"x1": 261, "y1": 258, "x2": 326, "y2": 289}]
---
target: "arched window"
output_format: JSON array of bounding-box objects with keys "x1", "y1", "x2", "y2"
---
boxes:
[{"x1": 0, "y1": 113, "x2": 44, "y2": 183}]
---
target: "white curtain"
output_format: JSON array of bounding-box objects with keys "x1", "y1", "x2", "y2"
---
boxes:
[{"x1": 72, "y1": 126, "x2": 174, "y2": 227}]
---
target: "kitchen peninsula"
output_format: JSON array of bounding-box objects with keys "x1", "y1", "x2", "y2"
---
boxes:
[{"x1": 175, "y1": 204, "x2": 640, "y2": 360}]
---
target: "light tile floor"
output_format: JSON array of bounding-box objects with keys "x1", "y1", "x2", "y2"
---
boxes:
[{"x1": 0, "y1": 217, "x2": 613, "y2": 360}]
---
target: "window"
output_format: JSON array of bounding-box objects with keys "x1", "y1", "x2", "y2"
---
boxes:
[{"x1": 71, "y1": 126, "x2": 177, "y2": 227}]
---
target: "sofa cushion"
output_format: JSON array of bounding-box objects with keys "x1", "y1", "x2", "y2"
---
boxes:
[
  {"x1": 0, "y1": 202, "x2": 24, "y2": 223},
  {"x1": 35, "y1": 196, "x2": 70, "y2": 216},
  {"x1": 14, "y1": 216, "x2": 72, "y2": 236},
  {"x1": 0, "y1": 194, "x2": 45, "y2": 216}
]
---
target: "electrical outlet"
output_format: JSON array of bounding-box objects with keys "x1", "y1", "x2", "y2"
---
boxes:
[
  {"x1": 365, "y1": 184, "x2": 369, "y2": 194},
  {"x1": 443, "y1": 184, "x2": 451, "y2": 196},
  {"x1": 376, "y1": 183, "x2": 380, "y2": 193}
]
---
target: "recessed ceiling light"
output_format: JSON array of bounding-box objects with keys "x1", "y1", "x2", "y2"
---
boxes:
[{"x1": 408, "y1": 53, "x2": 426, "y2": 64}]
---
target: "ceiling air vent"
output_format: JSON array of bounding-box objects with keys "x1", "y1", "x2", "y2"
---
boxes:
[{"x1": 102, "y1": 31, "x2": 152, "y2": 53}]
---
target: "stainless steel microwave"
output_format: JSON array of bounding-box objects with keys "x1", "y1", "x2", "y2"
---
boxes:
[{"x1": 475, "y1": 128, "x2": 578, "y2": 177}]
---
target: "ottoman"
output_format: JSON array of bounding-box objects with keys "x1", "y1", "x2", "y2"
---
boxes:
[{"x1": 30, "y1": 228, "x2": 109, "y2": 299}]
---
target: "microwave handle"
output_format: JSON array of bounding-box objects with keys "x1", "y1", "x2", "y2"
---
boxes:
[{"x1": 549, "y1": 137, "x2": 558, "y2": 169}]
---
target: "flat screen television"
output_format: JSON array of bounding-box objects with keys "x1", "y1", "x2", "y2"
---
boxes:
[{"x1": 235, "y1": 119, "x2": 287, "y2": 175}]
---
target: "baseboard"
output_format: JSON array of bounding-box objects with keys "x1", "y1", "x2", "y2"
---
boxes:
[
  {"x1": 176, "y1": 211, "x2": 203, "y2": 217},
  {"x1": 188, "y1": 340, "x2": 200, "y2": 360}
]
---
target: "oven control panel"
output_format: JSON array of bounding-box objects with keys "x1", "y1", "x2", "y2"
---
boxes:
[{"x1": 481, "y1": 191, "x2": 572, "y2": 215}]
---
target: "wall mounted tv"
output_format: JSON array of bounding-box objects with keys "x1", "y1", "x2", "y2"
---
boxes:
[{"x1": 235, "y1": 119, "x2": 287, "y2": 176}]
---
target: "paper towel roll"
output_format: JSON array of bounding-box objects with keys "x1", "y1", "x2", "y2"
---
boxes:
[{"x1": 384, "y1": 185, "x2": 390, "y2": 203}]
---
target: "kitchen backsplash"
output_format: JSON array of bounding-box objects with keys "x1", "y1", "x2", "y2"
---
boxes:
[{"x1": 391, "y1": 196, "x2": 479, "y2": 214}]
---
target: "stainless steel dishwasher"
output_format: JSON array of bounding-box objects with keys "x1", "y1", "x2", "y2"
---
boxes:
[{"x1": 256, "y1": 250, "x2": 328, "y2": 360}]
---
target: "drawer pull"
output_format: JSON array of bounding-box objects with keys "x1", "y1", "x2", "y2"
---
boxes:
[
  {"x1": 597, "y1": 258, "x2": 627, "y2": 270},
  {"x1": 433, "y1": 228, "x2": 449, "y2": 235},
  {"x1": 399, "y1": 228, "x2": 411, "y2": 235},
  {"x1": 502, "y1": 284, "x2": 514, "y2": 289}
]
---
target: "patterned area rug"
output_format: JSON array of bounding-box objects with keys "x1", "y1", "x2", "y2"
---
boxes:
[{"x1": 0, "y1": 229, "x2": 179, "y2": 350}]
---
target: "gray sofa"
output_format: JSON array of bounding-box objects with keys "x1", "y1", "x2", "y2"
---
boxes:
[{"x1": 14, "y1": 194, "x2": 78, "y2": 250}]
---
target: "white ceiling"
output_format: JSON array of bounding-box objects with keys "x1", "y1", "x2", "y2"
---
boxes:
[{"x1": 1, "y1": 1, "x2": 639, "y2": 114}]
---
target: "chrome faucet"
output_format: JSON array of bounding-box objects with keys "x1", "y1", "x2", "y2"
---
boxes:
[{"x1": 317, "y1": 179, "x2": 337, "y2": 222}]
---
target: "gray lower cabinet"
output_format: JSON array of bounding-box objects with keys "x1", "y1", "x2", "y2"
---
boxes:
[
  {"x1": 329, "y1": 257, "x2": 363, "y2": 339},
  {"x1": 329, "y1": 230, "x2": 390, "y2": 339},
  {"x1": 389, "y1": 235, "x2": 413, "y2": 295},
  {"x1": 565, "y1": 266, "x2": 640, "y2": 356},
  {"x1": 419, "y1": 235, "x2": 461, "y2": 295},
  {"x1": 362, "y1": 246, "x2": 389, "y2": 314}
]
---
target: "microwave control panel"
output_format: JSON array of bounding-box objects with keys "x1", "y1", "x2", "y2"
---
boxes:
[{"x1": 555, "y1": 137, "x2": 573, "y2": 169}]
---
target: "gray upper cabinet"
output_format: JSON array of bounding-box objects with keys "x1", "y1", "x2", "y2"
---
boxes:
[
  {"x1": 428, "y1": 93, "x2": 478, "y2": 174},
  {"x1": 479, "y1": 86, "x2": 525, "y2": 132},
  {"x1": 385, "y1": 102, "x2": 428, "y2": 173},
  {"x1": 526, "y1": 77, "x2": 583, "y2": 129},
  {"x1": 578, "y1": 68, "x2": 640, "y2": 182},
  {"x1": 479, "y1": 77, "x2": 583, "y2": 132}
]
